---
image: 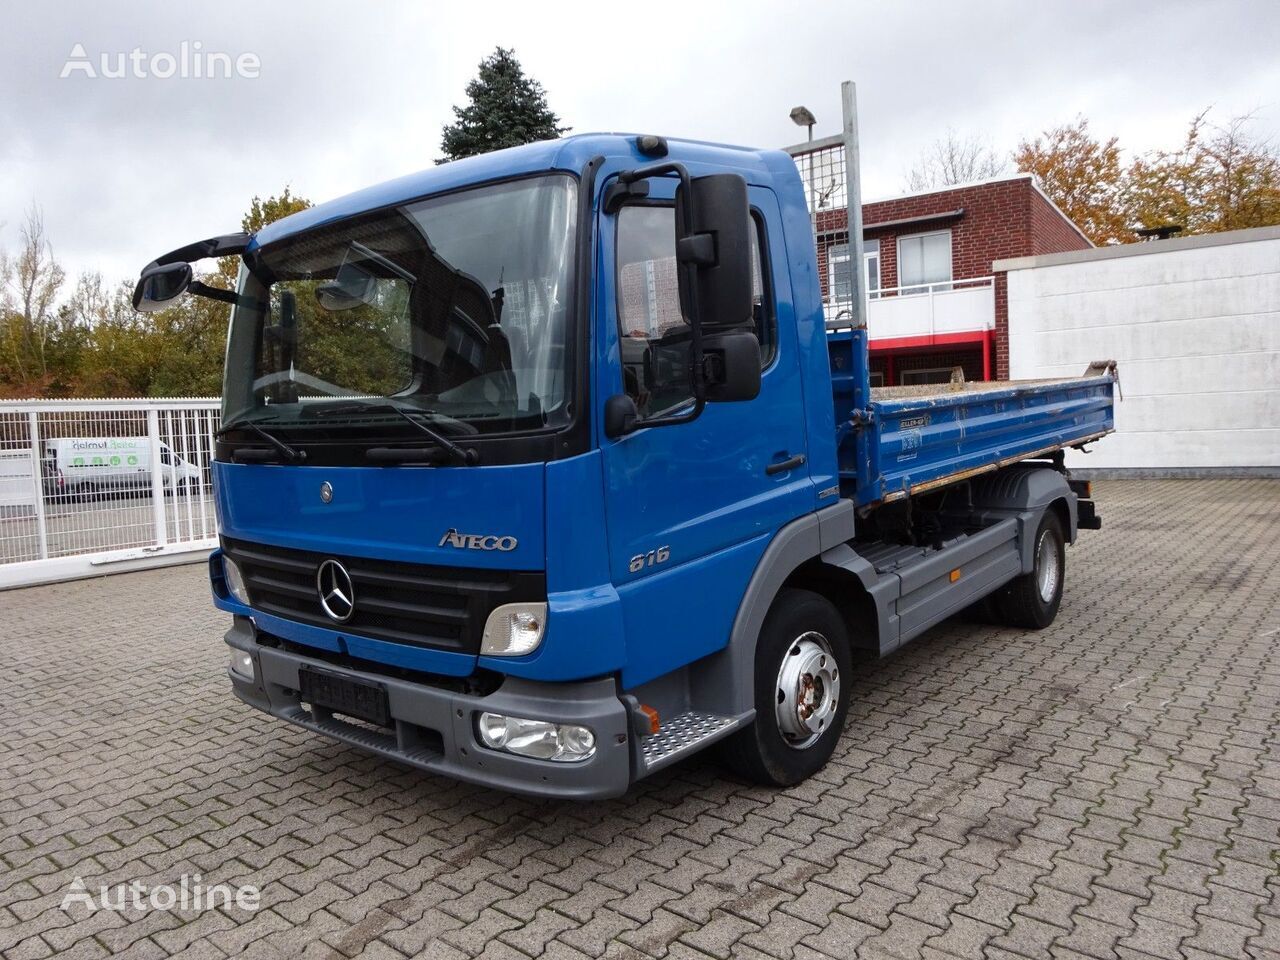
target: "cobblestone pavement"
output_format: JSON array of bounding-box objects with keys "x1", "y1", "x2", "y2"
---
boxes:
[{"x1": 2, "y1": 479, "x2": 1279, "y2": 960}]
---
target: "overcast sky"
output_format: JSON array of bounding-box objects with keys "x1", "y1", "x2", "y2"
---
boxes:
[{"x1": 2, "y1": 0, "x2": 1277, "y2": 285}]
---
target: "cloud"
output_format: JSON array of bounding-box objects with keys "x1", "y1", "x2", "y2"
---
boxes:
[{"x1": 2, "y1": 0, "x2": 1277, "y2": 283}]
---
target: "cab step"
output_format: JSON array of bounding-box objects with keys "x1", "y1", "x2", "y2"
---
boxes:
[{"x1": 639, "y1": 711, "x2": 743, "y2": 774}]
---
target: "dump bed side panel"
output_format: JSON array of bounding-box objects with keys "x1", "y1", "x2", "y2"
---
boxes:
[
  {"x1": 828, "y1": 329, "x2": 1115, "y2": 506},
  {"x1": 862, "y1": 378, "x2": 1114, "y2": 505}
]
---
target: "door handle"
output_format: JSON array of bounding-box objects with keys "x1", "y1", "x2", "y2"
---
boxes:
[{"x1": 765, "y1": 453, "x2": 806, "y2": 476}]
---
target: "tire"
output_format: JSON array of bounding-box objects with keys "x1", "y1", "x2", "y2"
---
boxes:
[
  {"x1": 992, "y1": 510, "x2": 1065, "y2": 629},
  {"x1": 719, "y1": 588, "x2": 853, "y2": 787}
]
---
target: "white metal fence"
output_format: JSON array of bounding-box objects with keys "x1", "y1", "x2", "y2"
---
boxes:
[{"x1": 0, "y1": 398, "x2": 222, "y2": 589}]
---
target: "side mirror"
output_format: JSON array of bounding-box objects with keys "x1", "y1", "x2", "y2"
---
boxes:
[
  {"x1": 702, "y1": 330, "x2": 761, "y2": 402},
  {"x1": 675, "y1": 173, "x2": 753, "y2": 333},
  {"x1": 604, "y1": 394, "x2": 640, "y2": 439},
  {"x1": 315, "y1": 261, "x2": 377, "y2": 311},
  {"x1": 132, "y1": 232, "x2": 252, "y2": 312},
  {"x1": 132, "y1": 262, "x2": 193, "y2": 313}
]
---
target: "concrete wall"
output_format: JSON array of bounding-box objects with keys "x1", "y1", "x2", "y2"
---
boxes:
[{"x1": 998, "y1": 227, "x2": 1280, "y2": 473}]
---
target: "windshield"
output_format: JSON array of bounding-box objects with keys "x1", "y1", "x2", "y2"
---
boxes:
[{"x1": 222, "y1": 174, "x2": 577, "y2": 439}]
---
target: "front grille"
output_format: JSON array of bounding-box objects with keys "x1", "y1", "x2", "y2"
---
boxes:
[{"x1": 222, "y1": 537, "x2": 545, "y2": 655}]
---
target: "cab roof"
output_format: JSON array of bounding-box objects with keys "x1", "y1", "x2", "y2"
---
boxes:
[{"x1": 250, "y1": 133, "x2": 797, "y2": 250}]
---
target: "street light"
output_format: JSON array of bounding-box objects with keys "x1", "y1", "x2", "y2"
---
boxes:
[
  {"x1": 789, "y1": 105, "x2": 817, "y2": 141},
  {"x1": 790, "y1": 106, "x2": 818, "y2": 211}
]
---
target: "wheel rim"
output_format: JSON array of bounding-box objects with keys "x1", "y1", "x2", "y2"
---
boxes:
[
  {"x1": 774, "y1": 632, "x2": 840, "y2": 750},
  {"x1": 1036, "y1": 530, "x2": 1060, "y2": 603}
]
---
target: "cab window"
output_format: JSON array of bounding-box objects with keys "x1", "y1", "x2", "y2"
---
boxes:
[{"x1": 616, "y1": 206, "x2": 773, "y2": 418}]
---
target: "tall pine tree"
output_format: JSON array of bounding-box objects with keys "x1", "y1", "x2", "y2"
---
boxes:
[{"x1": 439, "y1": 48, "x2": 568, "y2": 163}]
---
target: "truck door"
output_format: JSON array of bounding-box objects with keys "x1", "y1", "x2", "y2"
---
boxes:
[{"x1": 598, "y1": 183, "x2": 813, "y2": 683}]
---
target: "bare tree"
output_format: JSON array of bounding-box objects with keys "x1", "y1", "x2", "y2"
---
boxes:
[
  {"x1": 906, "y1": 130, "x2": 1007, "y2": 192},
  {"x1": 67, "y1": 271, "x2": 111, "y2": 328},
  {"x1": 1, "y1": 206, "x2": 66, "y2": 384}
]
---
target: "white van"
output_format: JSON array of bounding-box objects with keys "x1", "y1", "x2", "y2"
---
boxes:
[
  {"x1": 44, "y1": 437, "x2": 203, "y2": 498},
  {"x1": 0, "y1": 451, "x2": 39, "y2": 518}
]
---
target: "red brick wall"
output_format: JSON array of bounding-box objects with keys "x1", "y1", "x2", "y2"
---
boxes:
[
  {"x1": 863, "y1": 178, "x2": 1033, "y2": 293},
  {"x1": 994, "y1": 271, "x2": 1009, "y2": 380},
  {"x1": 815, "y1": 176, "x2": 1090, "y2": 380},
  {"x1": 1029, "y1": 188, "x2": 1092, "y2": 256}
]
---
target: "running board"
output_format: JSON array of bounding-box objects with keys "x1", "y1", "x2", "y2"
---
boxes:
[{"x1": 638, "y1": 711, "x2": 747, "y2": 775}]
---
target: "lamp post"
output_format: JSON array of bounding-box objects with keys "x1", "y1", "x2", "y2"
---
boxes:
[
  {"x1": 790, "y1": 106, "x2": 818, "y2": 210},
  {"x1": 789, "y1": 105, "x2": 817, "y2": 141}
]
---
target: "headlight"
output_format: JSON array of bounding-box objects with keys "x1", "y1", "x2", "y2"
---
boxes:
[
  {"x1": 480, "y1": 602, "x2": 546, "y2": 656},
  {"x1": 229, "y1": 650, "x2": 255, "y2": 680},
  {"x1": 475, "y1": 711, "x2": 596, "y2": 762},
  {"x1": 222, "y1": 556, "x2": 250, "y2": 605}
]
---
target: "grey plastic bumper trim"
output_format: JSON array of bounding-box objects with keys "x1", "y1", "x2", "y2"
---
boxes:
[{"x1": 224, "y1": 619, "x2": 632, "y2": 800}]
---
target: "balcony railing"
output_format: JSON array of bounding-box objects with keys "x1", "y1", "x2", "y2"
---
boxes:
[{"x1": 825, "y1": 276, "x2": 995, "y2": 343}]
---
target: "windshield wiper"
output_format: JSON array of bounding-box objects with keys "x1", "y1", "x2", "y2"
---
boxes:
[
  {"x1": 301, "y1": 399, "x2": 479, "y2": 465},
  {"x1": 215, "y1": 419, "x2": 306, "y2": 463},
  {"x1": 387, "y1": 407, "x2": 479, "y2": 465}
]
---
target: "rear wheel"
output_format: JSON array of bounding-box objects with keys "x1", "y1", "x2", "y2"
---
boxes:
[
  {"x1": 720, "y1": 589, "x2": 852, "y2": 786},
  {"x1": 992, "y1": 510, "x2": 1065, "y2": 629}
]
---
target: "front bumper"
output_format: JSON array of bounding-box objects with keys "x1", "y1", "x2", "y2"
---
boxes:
[{"x1": 224, "y1": 618, "x2": 632, "y2": 800}]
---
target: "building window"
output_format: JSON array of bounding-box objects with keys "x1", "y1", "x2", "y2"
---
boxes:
[
  {"x1": 617, "y1": 206, "x2": 774, "y2": 418},
  {"x1": 828, "y1": 239, "x2": 879, "y2": 304},
  {"x1": 864, "y1": 239, "x2": 881, "y2": 299},
  {"x1": 828, "y1": 242, "x2": 851, "y2": 306},
  {"x1": 897, "y1": 230, "x2": 951, "y2": 295}
]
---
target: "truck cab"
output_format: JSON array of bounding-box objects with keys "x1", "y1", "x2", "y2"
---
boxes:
[{"x1": 135, "y1": 134, "x2": 1113, "y2": 798}]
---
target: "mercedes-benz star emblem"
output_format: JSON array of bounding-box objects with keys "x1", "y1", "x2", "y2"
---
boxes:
[
  {"x1": 319, "y1": 482, "x2": 333, "y2": 504},
  {"x1": 316, "y1": 559, "x2": 355, "y2": 622}
]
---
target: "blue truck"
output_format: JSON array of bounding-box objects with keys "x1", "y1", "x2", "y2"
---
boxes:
[{"x1": 133, "y1": 133, "x2": 1114, "y2": 798}]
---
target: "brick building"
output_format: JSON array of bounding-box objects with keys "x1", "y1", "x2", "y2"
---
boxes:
[{"x1": 814, "y1": 174, "x2": 1091, "y2": 384}]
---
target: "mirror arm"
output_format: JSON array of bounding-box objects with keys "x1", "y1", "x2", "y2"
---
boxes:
[
  {"x1": 184, "y1": 279, "x2": 265, "y2": 311},
  {"x1": 186, "y1": 280, "x2": 241, "y2": 306},
  {"x1": 603, "y1": 180, "x2": 649, "y2": 214},
  {"x1": 144, "y1": 231, "x2": 252, "y2": 272}
]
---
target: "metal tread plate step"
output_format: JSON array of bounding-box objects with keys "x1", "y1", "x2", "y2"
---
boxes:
[{"x1": 640, "y1": 711, "x2": 739, "y2": 773}]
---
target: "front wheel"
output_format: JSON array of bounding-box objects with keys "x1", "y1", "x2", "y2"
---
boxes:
[
  {"x1": 720, "y1": 589, "x2": 852, "y2": 786},
  {"x1": 992, "y1": 510, "x2": 1065, "y2": 629}
]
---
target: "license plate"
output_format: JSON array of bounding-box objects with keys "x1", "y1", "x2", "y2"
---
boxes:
[{"x1": 298, "y1": 666, "x2": 390, "y2": 727}]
